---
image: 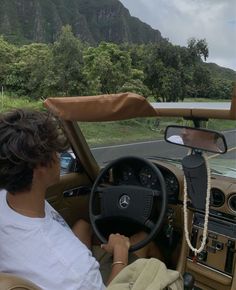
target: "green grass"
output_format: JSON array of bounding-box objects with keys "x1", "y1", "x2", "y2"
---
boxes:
[
  {"x1": 1, "y1": 94, "x2": 235, "y2": 146},
  {"x1": 80, "y1": 117, "x2": 236, "y2": 147},
  {"x1": 184, "y1": 98, "x2": 229, "y2": 103},
  {"x1": 80, "y1": 119, "x2": 165, "y2": 146},
  {"x1": 207, "y1": 119, "x2": 236, "y2": 131},
  {"x1": 0, "y1": 93, "x2": 43, "y2": 112}
]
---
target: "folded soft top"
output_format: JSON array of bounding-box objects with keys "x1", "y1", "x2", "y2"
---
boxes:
[{"x1": 44, "y1": 88, "x2": 236, "y2": 121}]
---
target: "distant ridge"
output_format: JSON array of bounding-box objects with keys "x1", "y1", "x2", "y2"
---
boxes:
[
  {"x1": 0, "y1": 0, "x2": 163, "y2": 44},
  {"x1": 204, "y1": 63, "x2": 236, "y2": 81}
]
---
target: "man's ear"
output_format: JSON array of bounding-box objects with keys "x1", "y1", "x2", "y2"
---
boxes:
[{"x1": 33, "y1": 164, "x2": 48, "y2": 178}]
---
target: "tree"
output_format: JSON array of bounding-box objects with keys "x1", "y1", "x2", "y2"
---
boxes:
[
  {"x1": 144, "y1": 58, "x2": 165, "y2": 99},
  {"x1": 156, "y1": 42, "x2": 182, "y2": 70},
  {"x1": 159, "y1": 68, "x2": 184, "y2": 102},
  {"x1": 187, "y1": 38, "x2": 209, "y2": 62},
  {"x1": 120, "y1": 69, "x2": 150, "y2": 97},
  {"x1": 208, "y1": 79, "x2": 234, "y2": 100},
  {"x1": 143, "y1": 44, "x2": 187, "y2": 101},
  {"x1": 83, "y1": 42, "x2": 132, "y2": 94},
  {"x1": 5, "y1": 43, "x2": 53, "y2": 98},
  {"x1": 121, "y1": 43, "x2": 147, "y2": 70},
  {"x1": 186, "y1": 64, "x2": 212, "y2": 99},
  {"x1": 0, "y1": 36, "x2": 16, "y2": 88},
  {"x1": 52, "y1": 25, "x2": 86, "y2": 96}
]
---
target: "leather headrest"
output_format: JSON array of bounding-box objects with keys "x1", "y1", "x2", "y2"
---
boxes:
[{"x1": 0, "y1": 273, "x2": 41, "y2": 290}]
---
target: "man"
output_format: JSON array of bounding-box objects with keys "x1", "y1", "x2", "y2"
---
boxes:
[{"x1": 0, "y1": 109, "x2": 130, "y2": 290}]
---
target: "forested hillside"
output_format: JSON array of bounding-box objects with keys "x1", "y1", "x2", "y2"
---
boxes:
[
  {"x1": 0, "y1": 0, "x2": 235, "y2": 102},
  {"x1": 203, "y1": 63, "x2": 236, "y2": 82},
  {"x1": 0, "y1": 0, "x2": 162, "y2": 44},
  {"x1": 0, "y1": 27, "x2": 234, "y2": 101}
]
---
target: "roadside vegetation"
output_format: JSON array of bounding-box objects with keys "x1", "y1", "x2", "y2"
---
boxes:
[
  {"x1": 0, "y1": 25, "x2": 235, "y2": 104},
  {"x1": 79, "y1": 118, "x2": 236, "y2": 147},
  {"x1": 1, "y1": 25, "x2": 235, "y2": 146},
  {"x1": 1, "y1": 93, "x2": 234, "y2": 147},
  {"x1": 0, "y1": 93, "x2": 43, "y2": 112}
]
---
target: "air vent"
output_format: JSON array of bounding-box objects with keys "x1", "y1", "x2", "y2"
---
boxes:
[
  {"x1": 228, "y1": 194, "x2": 236, "y2": 214},
  {"x1": 210, "y1": 188, "x2": 225, "y2": 207}
]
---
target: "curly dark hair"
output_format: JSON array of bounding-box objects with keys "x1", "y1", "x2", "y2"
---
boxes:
[{"x1": 0, "y1": 109, "x2": 69, "y2": 193}]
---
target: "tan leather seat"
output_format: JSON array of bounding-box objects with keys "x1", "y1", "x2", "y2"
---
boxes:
[{"x1": 0, "y1": 273, "x2": 41, "y2": 290}]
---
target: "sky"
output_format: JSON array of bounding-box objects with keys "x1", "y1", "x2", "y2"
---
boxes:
[{"x1": 120, "y1": 0, "x2": 236, "y2": 71}]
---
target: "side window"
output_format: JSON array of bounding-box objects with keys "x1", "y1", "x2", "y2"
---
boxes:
[{"x1": 60, "y1": 151, "x2": 81, "y2": 175}]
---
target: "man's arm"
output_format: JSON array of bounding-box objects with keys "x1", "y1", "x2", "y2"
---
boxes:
[
  {"x1": 72, "y1": 219, "x2": 93, "y2": 250},
  {"x1": 101, "y1": 233, "x2": 130, "y2": 286},
  {"x1": 72, "y1": 220, "x2": 130, "y2": 285}
]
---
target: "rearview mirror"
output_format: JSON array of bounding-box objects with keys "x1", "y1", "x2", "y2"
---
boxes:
[{"x1": 165, "y1": 126, "x2": 227, "y2": 154}]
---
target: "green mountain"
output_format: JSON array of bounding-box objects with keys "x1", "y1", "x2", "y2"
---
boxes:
[
  {"x1": 0, "y1": 0, "x2": 162, "y2": 44},
  {"x1": 204, "y1": 63, "x2": 236, "y2": 82}
]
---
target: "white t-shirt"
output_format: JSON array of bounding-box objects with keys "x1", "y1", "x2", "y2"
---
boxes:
[{"x1": 0, "y1": 190, "x2": 105, "y2": 290}]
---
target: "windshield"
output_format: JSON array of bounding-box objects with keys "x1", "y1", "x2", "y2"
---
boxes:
[
  {"x1": 209, "y1": 144, "x2": 236, "y2": 178},
  {"x1": 79, "y1": 117, "x2": 236, "y2": 179}
]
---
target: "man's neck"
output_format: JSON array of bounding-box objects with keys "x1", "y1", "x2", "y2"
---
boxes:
[{"x1": 7, "y1": 187, "x2": 46, "y2": 218}]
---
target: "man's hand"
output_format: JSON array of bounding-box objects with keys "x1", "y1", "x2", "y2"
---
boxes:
[
  {"x1": 102, "y1": 233, "x2": 130, "y2": 286},
  {"x1": 101, "y1": 233, "x2": 130, "y2": 254}
]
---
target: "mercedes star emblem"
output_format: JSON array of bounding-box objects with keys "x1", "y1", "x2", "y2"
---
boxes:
[{"x1": 119, "y1": 194, "x2": 130, "y2": 209}]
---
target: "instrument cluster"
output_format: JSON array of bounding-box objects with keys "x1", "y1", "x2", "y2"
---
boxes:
[{"x1": 113, "y1": 162, "x2": 179, "y2": 201}]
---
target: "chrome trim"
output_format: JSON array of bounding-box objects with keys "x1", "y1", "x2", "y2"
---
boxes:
[
  {"x1": 193, "y1": 225, "x2": 236, "y2": 241},
  {"x1": 228, "y1": 194, "x2": 236, "y2": 215}
]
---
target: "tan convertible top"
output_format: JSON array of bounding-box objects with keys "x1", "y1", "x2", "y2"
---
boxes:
[
  {"x1": 44, "y1": 92, "x2": 157, "y2": 121},
  {"x1": 44, "y1": 87, "x2": 236, "y2": 121}
]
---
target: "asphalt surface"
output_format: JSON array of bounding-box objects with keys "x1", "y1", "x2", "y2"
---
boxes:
[{"x1": 91, "y1": 129, "x2": 236, "y2": 165}]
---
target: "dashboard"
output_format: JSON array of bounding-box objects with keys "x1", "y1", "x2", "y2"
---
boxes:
[
  {"x1": 58, "y1": 155, "x2": 236, "y2": 287},
  {"x1": 107, "y1": 157, "x2": 236, "y2": 217},
  {"x1": 111, "y1": 158, "x2": 182, "y2": 204}
]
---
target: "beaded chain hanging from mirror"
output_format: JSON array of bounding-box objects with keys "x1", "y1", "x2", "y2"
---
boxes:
[{"x1": 183, "y1": 152, "x2": 211, "y2": 259}]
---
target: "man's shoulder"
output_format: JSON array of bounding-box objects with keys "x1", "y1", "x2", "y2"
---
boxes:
[{"x1": 0, "y1": 189, "x2": 6, "y2": 200}]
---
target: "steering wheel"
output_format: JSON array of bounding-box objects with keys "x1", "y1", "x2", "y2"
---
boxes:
[{"x1": 89, "y1": 156, "x2": 167, "y2": 252}]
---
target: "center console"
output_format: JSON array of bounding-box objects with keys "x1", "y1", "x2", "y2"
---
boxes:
[
  {"x1": 189, "y1": 213, "x2": 236, "y2": 276},
  {"x1": 184, "y1": 212, "x2": 236, "y2": 290}
]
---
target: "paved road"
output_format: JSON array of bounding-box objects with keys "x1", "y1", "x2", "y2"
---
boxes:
[{"x1": 91, "y1": 130, "x2": 236, "y2": 165}]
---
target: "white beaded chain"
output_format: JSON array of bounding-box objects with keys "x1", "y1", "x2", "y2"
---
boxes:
[{"x1": 183, "y1": 152, "x2": 211, "y2": 257}]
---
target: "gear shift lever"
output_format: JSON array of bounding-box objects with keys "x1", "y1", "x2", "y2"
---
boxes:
[{"x1": 183, "y1": 272, "x2": 195, "y2": 290}]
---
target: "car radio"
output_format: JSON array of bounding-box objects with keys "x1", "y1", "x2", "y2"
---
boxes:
[{"x1": 189, "y1": 213, "x2": 236, "y2": 275}]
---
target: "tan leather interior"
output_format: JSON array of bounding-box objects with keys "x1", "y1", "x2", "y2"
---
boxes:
[
  {"x1": 60, "y1": 121, "x2": 100, "y2": 181},
  {"x1": 46, "y1": 172, "x2": 91, "y2": 227},
  {"x1": 0, "y1": 273, "x2": 41, "y2": 290}
]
